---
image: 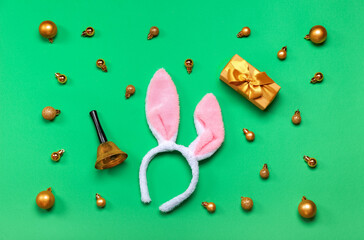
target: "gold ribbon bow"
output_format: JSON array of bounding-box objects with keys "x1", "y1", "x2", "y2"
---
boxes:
[{"x1": 227, "y1": 60, "x2": 275, "y2": 100}]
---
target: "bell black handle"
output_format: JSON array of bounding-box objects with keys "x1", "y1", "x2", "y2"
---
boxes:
[{"x1": 90, "y1": 110, "x2": 107, "y2": 143}]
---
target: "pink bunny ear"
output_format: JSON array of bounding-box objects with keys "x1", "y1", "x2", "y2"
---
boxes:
[
  {"x1": 146, "y1": 69, "x2": 180, "y2": 143},
  {"x1": 189, "y1": 94, "x2": 224, "y2": 161}
]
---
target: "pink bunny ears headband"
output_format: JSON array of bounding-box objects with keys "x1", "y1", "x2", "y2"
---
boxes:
[{"x1": 139, "y1": 69, "x2": 225, "y2": 212}]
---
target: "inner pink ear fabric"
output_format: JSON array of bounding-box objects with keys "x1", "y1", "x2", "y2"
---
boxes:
[
  {"x1": 192, "y1": 93, "x2": 224, "y2": 158},
  {"x1": 146, "y1": 69, "x2": 180, "y2": 142}
]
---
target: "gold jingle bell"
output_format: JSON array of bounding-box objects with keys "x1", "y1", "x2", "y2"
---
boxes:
[
  {"x1": 184, "y1": 59, "x2": 194, "y2": 74},
  {"x1": 82, "y1": 27, "x2": 95, "y2": 37},
  {"x1": 303, "y1": 155, "x2": 317, "y2": 168},
  {"x1": 96, "y1": 59, "x2": 107, "y2": 72},
  {"x1": 55, "y1": 73, "x2": 67, "y2": 84},
  {"x1": 51, "y1": 149, "x2": 65, "y2": 162},
  {"x1": 90, "y1": 110, "x2": 127, "y2": 170},
  {"x1": 310, "y1": 72, "x2": 324, "y2": 84}
]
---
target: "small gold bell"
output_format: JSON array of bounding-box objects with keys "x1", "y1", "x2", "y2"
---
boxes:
[
  {"x1": 96, "y1": 193, "x2": 106, "y2": 208},
  {"x1": 303, "y1": 155, "x2": 317, "y2": 168},
  {"x1": 81, "y1": 27, "x2": 95, "y2": 37},
  {"x1": 202, "y1": 202, "x2": 216, "y2": 213},
  {"x1": 55, "y1": 73, "x2": 67, "y2": 84},
  {"x1": 96, "y1": 59, "x2": 107, "y2": 72},
  {"x1": 184, "y1": 59, "x2": 194, "y2": 74},
  {"x1": 237, "y1": 27, "x2": 251, "y2": 38},
  {"x1": 243, "y1": 128, "x2": 255, "y2": 141},
  {"x1": 51, "y1": 149, "x2": 65, "y2": 162},
  {"x1": 310, "y1": 72, "x2": 324, "y2": 83}
]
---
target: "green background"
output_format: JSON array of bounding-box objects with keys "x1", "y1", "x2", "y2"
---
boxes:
[{"x1": 0, "y1": 0, "x2": 363, "y2": 239}]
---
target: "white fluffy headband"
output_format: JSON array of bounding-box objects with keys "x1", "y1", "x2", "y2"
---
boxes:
[{"x1": 139, "y1": 68, "x2": 225, "y2": 212}]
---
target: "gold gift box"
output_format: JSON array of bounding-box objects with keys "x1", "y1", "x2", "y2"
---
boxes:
[{"x1": 220, "y1": 54, "x2": 280, "y2": 110}]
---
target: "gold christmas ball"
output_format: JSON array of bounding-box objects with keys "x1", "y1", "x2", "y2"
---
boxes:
[
  {"x1": 241, "y1": 197, "x2": 253, "y2": 210},
  {"x1": 243, "y1": 128, "x2": 255, "y2": 141},
  {"x1": 96, "y1": 193, "x2": 106, "y2": 208},
  {"x1": 237, "y1": 27, "x2": 251, "y2": 38},
  {"x1": 311, "y1": 72, "x2": 324, "y2": 83},
  {"x1": 39, "y1": 21, "x2": 57, "y2": 43},
  {"x1": 298, "y1": 196, "x2": 317, "y2": 218},
  {"x1": 36, "y1": 187, "x2": 55, "y2": 209},
  {"x1": 292, "y1": 110, "x2": 301, "y2": 125},
  {"x1": 260, "y1": 164, "x2": 269, "y2": 179},
  {"x1": 304, "y1": 25, "x2": 327, "y2": 44},
  {"x1": 42, "y1": 106, "x2": 60, "y2": 121},
  {"x1": 202, "y1": 202, "x2": 216, "y2": 213},
  {"x1": 125, "y1": 85, "x2": 136, "y2": 99},
  {"x1": 277, "y1": 46, "x2": 287, "y2": 60}
]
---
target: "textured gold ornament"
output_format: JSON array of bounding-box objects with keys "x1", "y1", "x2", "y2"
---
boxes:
[
  {"x1": 298, "y1": 196, "x2": 317, "y2": 218},
  {"x1": 42, "y1": 106, "x2": 60, "y2": 121},
  {"x1": 241, "y1": 197, "x2": 253, "y2": 210},
  {"x1": 292, "y1": 110, "x2": 301, "y2": 125},
  {"x1": 147, "y1": 26, "x2": 159, "y2": 40},
  {"x1": 125, "y1": 85, "x2": 136, "y2": 99}
]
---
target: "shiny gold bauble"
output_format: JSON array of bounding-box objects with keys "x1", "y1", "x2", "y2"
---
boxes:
[
  {"x1": 42, "y1": 106, "x2": 60, "y2": 121},
  {"x1": 298, "y1": 196, "x2": 317, "y2": 218},
  {"x1": 292, "y1": 110, "x2": 301, "y2": 125},
  {"x1": 96, "y1": 193, "x2": 106, "y2": 208},
  {"x1": 243, "y1": 128, "x2": 255, "y2": 141},
  {"x1": 241, "y1": 197, "x2": 253, "y2": 210},
  {"x1": 184, "y1": 59, "x2": 194, "y2": 74},
  {"x1": 39, "y1": 21, "x2": 57, "y2": 43},
  {"x1": 96, "y1": 59, "x2": 107, "y2": 72},
  {"x1": 304, "y1": 25, "x2": 327, "y2": 44},
  {"x1": 237, "y1": 27, "x2": 251, "y2": 38},
  {"x1": 260, "y1": 164, "x2": 269, "y2": 179},
  {"x1": 125, "y1": 85, "x2": 136, "y2": 99},
  {"x1": 310, "y1": 72, "x2": 324, "y2": 84},
  {"x1": 202, "y1": 202, "x2": 216, "y2": 213},
  {"x1": 55, "y1": 73, "x2": 67, "y2": 84},
  {"x1": 51, "y1": 149, "x2": 65, "y2": 162},
  {"x1": 81, "y1": 27, "x2": 95, "y2": 37},
  {"x1": 277, "y1": 46, "x2": 287, "y2": 60},
  {"x1": 147, "y1": 26, "x2": 159, "y2": 40},
  {"x1": 303, "y1": 155, "x2": 317, "y2": 168},
  {"x1": 36, "y1": 187, "x2": 55, "y2": 209}
]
